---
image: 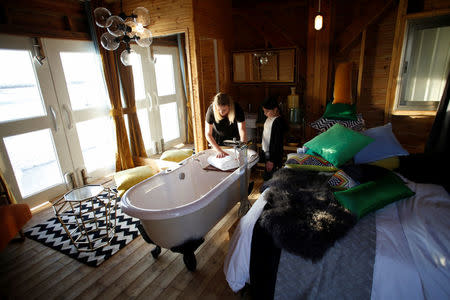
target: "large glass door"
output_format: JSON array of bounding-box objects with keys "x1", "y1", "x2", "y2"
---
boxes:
[
  {"x1": 42, "y1": 38, "x2": 115, "y2": 181},
  {"x1": 0, "y1": 35, "x2": 75, "y2": 208},
  {"x1": 132, "y1": 45, "x2": 186, "y2": 154},
  {"x1": 0, "y1": 35, "x2": 115, "y2": 208}
]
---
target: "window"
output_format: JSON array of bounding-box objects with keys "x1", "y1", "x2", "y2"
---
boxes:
[
  {"x1": 0, "y1": 49, "x2": 46, "y2": 122},
  {"x1": 0, "y1": 35, "x2": 114, "y2": 208},
  {"x1": 131, "y1": 45, "x2": 186, "y2": 154},
  {"x1": 396, "y1": 15, "x2": 450, "y2": 111}
]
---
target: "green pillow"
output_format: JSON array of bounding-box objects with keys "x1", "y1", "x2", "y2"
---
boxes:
[
  {"x1": 323, "y1": 102, "x2": 357, "y2": 121},
  {"x1": 304, "y1": 124, "x2": 374, "y2": 167},
  {"x1": 334, "y1": 171, "x2": 415, "y2": 219}
]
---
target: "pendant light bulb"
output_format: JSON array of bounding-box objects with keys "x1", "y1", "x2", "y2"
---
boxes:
[{"x1": 314, "y1": 13, "x2": 323, "y2": 31}]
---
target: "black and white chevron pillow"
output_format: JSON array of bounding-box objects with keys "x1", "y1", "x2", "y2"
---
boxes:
[{"x1": 310, "y1": 113, "x2": 365, "y2": 132}]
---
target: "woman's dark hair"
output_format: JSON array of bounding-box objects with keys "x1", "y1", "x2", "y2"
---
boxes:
[{"x1": 262, "y1": 96, "x2": 279, "y2": 110}]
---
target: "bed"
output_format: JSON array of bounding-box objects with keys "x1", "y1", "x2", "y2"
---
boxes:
[
  {"x1": 224, "y1": 169, "x2": 450, "y2": 299},
  {"x1": 224, "y1": 120, "x2": 450, "y2": 299}
]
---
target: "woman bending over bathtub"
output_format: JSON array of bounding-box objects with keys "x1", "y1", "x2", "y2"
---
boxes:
[{"x1": 205, "y1": 93, "x2": 247, "y2": 158}]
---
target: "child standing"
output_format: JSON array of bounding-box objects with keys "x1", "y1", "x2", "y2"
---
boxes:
[{"x1": 261, "y1": 97, "x2": 286, "y2": 180}]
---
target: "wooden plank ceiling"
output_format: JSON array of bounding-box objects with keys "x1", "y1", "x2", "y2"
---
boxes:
[{"x1": 0, "y1": 0, "x2": 90, "y2": 40}]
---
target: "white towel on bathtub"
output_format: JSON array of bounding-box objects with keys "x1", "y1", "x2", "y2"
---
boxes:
[{"x1": 207, "y1": 152, "x2": 239, "y2": 171}]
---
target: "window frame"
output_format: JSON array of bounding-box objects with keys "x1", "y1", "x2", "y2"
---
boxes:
[{"x1": 392, "y1": 14, "x2": 450, "y2": 115}]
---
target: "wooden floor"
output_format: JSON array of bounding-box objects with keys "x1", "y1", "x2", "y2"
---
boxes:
[{"x1": 0, "y1": 173, "x2": 263, "y2": 300}]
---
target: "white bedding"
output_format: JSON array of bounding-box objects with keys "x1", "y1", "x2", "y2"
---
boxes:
[{"x1": 224, "y1": 179, "x2": 450, "y2": 298}]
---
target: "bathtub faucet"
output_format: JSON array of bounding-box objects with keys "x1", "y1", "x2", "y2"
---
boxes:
[
  {"x1": 232, "y1": 140, "x2": 251, "y2": 217},
  {"x1": 224, "y1": 138, "x2": 248, "y2": 156},
  {"x1": 231, "y1": 140, "x2": 248, "y2": 167}
]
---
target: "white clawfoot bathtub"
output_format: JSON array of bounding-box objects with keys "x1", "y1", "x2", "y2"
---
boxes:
[{"x1": 121, "y1": 148, "x2": 258, "y2": 265}]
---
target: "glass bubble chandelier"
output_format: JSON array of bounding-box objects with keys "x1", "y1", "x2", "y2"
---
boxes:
[
  {"x1": 93, "y1": 1, "x2": 152, "y2": 66},
  {"x1": 254, "y1": 51, "x2": 274, "y2": 65}
]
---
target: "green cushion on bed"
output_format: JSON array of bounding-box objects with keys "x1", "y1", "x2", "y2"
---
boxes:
[
  {"x1": 323, "y1": 102, "x2": 357, "y2": 121},
  {"x1": 304, "y1": 124, "x2": 374, "y2": 167},
  {"x1": 334, "y1": 171, "x2": 415, "y2": 219}
]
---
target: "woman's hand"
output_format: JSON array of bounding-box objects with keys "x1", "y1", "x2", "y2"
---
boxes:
[
  {"x1": 266, "y1": 161, "x2": 274, "y2": 172},
  {"x1": 216, "y1": 150, "x2": 229, "y2": 158},
  {"x1": 205, "y1": 121, "x2": 229, "y2": 158}
]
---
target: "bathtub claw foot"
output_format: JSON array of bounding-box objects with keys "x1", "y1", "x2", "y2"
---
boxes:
[
  {"x1": 137, "y1": 223, "x2": 155, "y2": 244},
  {"x1": 183, "y1": 252, "x2": 197, "y2": 272},
  {"x1": 171, "y1": 238, "x2": 204, "y2": 271},
  {"x1": 151, "y1": 246, "x2": 161, "y2": 258}
]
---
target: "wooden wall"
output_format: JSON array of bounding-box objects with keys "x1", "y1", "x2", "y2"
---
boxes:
[
  {"x1": 193, "y1": 0, "x2": 233, "y2": 146},
  {"x1": 122, "y1": 0, "x2": 204, "y2": 148},
  {"x1": 230, "y1": 0, "x2": 308, "y2": 127},
  {"x1": 123, "y1": 0, "x2": 233, "y2": 151},
  {"x1": 230, "y1": 0, "x2": 449, "y2": 151},
  {"x1": 0, "y1": 0, "x2": 89, "y2": 39},
  {"x1": 305, "y1": 0, "x2": 333, "y2": 140},
  {"x1": 4, "y1": 0, "x2": 448, "y2": 153},
  {"x1": 334, "y1": 0, "x2": 450, "y2": 153},
  {"x1": 335, "y1": 1, "x2": 396, "y2": 129},
  {"x1": 0, "y1": 0, "x2": 232, "y2": 152}
]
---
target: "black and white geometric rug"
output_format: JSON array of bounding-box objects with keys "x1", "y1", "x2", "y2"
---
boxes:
[{"x1": 24, "y1": 189, "x2": 141, "y2": 267}]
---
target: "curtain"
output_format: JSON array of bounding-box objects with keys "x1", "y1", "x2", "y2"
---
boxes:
[
  {"x1": 177, "y1": 34, "x2": 194, "y2": 144},
  {"x1": 0, "y1": 172, "x2": 16, "y2": 205},
  {"x1": 425, "y1": 71, "x2": 450, "y2": 154},
  {"x1": 117, "y1": 46, "x2": 148, "y2": 158},
  {"x1": 86, "y1": 0, "x2": 134, "y2": 171}
]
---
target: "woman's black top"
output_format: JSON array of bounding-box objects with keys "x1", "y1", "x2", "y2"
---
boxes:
[{"x1": 206, "y1": 103, "x2": 245, "y2": 145}]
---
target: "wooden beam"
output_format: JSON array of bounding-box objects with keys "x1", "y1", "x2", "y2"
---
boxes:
[
  {"x1": 357, "y1": 29, "x2": 366, "y2": 103},
  {"x1": 0, "y1": 0, "x2": 89, "y2": 40},
  {"x1": 384, "y1": 0, "x2": 408, "y2": 123},
  {"x1": 406, "y1": 8, "x2": 450, "y2": 19},
  {"x1": 336, "y1": 0, "x2": 394, "y2": 54},
  {"x1": 0, "y1": 24, "x2": 90, "y2": 40}
]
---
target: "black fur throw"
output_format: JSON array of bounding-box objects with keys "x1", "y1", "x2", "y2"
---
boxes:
[{"x1": 259, "y1": 168, "x2": 357, "y2": 261}]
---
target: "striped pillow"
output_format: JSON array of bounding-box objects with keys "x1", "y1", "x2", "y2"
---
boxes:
[
  {"x1": 285, "y1": 153, "x2": 338, "y2": 172},
  {"x1": 328, "y1": 170, "x2": 359, "y2": 190},
  {"x1": 311, "y1": 113, "x2": 365, "y2": 132}
]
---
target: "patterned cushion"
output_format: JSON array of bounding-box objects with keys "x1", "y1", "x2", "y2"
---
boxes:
[
  {"x1": 328, "y1": 170, "x2": 359, "y2": 190},
  {"x1": 310, "y1": 113, "x2": 365, "y2": 132},
  {"x1": 285, "y1": 153, "x2": 338, "y2": 172}
]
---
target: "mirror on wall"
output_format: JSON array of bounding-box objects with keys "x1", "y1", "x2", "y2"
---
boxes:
[{"x1": 232, "y1": 48, "x2": 296, "y2": 83}]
